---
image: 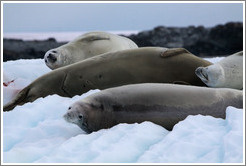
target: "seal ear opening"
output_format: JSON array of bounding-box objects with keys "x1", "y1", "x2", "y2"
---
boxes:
[{"x1": 3, "y1": 87, "x2": 30, "y2": 112}]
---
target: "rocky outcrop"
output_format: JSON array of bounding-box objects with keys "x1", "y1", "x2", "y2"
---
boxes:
[
  {"x1": 126, "y1": 22, "x2": 243, "y2": 56},
  {"x1": 3, "y1": 38, "x2": 65, "y2": 62},
  {"x1": 3, "y1": 22, "x2": 243, "y2": 61}
]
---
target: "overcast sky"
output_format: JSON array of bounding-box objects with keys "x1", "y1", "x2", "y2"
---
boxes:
[{"x1": 3, "y1": 2, "x2": 244, "y2": 33}]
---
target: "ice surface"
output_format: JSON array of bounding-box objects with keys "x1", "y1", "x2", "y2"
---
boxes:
[
  {"x1": 138, "y1": 107, "x2": 243, "y2": 163},
  {"x1": 3, "y1": 59, "x2": 51, "y2": 105},
  {"x1": 2, "y1": 96, "x2": 243, "y2": 163},
  {"x1": 2, "y1": 47, "x2": 243, "y2": 164},
  {"x1": 3, "y1": 59, "x2": 50, "y2": 81}
]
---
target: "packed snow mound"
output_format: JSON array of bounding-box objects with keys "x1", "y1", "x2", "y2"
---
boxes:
[
  {"x1": 2, "y1": 56, "x2": 243, "y2": 163},
  {"x1": 138, "y1": 106, "x2": 243, "y2": 163},
  {"x1": 3, "y1": 59, "x2": 51, "y2": 105},
  {"x1": 3, "y1": 59, "x2": 50, "y2": 80},
  {"x1": 3, "y1": 100, "x2": 243, "y2": 163}
]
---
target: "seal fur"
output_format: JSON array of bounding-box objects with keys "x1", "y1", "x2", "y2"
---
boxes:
[
  {"x1": 63, "y1": 83, "x2": 243, "y2": 133},
  {"x1": 195, "y1": 51, "x2": 243, "y2": 89},
  {"x1": 44, "y1": 31, "x2": 138, "y2": 69}
]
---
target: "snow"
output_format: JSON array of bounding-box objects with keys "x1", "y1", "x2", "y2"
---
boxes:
[
  {"x1": 138, "y1": 107, "x2": 243, "y2": 163},
  {"x1": 3, "y1": 59, "x2": 51, "y2": 105},
  {"x1": 2, "y1": 50, "x2": 243, "y2": 164}
]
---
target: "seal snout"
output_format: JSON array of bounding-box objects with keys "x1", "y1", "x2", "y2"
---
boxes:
[
  {"x1": 63, "y1": 112, "x2": 72, "y2": 122},
  {"x1": 44, "y1": 50, "x2": 58, "y2": 64},
  {"x1": 63, "y1": 105, "x2": 85, "y2": 125},
  {"x1": 63, "y1": 111, "x2": 79, "y2": 124}
]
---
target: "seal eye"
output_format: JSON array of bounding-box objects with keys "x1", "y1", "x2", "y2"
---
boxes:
[
  {"x1": 78, "y1": 115, "x2": 83, "y2": 120},
  {"x1": 68, "y1": 106, "x2": 71, "y2": 110}
]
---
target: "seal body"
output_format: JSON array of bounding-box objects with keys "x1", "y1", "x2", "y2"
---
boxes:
[
  {"x1": 63, "y1": 83, "x2": 243, "y2": 133},
  {"x1": 195, "y1": 51, "x2": 243, "y2": 89},
  {"x1": 3, "y1": 47, "x2": 212, "y2": 111},
  {"x1": 44, "y1": 31, "x2": 138, "y2": 69}
]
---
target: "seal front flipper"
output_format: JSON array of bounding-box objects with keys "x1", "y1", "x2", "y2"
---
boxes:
[
  {"x1": 3, "y1": 87, "x2": 30, "y2": 111},
  {"x1": 160, "y1": 48, "x2": 190, "y2": 58}
]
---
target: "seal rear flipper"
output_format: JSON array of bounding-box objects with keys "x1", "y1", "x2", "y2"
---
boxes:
[
  {"x1": 173, "y1": 81, "x2": 191, "y2": 85},
  {"x1": 160, "y1": 48, "x2": 190, "y2": 58},
  {"x1": 3, "y1": 87, "x2": 30, "y2": 112}
]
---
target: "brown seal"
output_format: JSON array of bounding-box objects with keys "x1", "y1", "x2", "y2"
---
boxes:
[
  {"x1": 63, "y1": 83, "x2": 243, "y2": 133},
  {"x1": 3, "y1": 47, "x2": 212, "y2": 111}
]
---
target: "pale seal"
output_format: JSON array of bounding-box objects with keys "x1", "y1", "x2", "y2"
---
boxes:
[
  {"x1": 44, "y1": 31, "x2": 138, "y2": 69},
  {"x1": 195, "y1": 51, "x2": 243, "y2": 89},
  {"x1": 63, "y1": 83, "x2": 243, "y2": 133},
  {"x1": 3, "y1": 47, "x2": 212, "y2": 111}
]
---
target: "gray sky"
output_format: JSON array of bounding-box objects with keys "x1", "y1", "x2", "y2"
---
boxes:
[{"x1": 3, "y1": 2, "x2": 244, "y2": 32}]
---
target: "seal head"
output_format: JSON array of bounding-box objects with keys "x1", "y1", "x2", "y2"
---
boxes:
[
  {"x1": 44, "y1": 49, "x2": 64, "y2": 69},
  {"x1": 195, "y1": 64, "x2": 224, "y2": 87},
  {"x1": 63, "y1": 101, "x2": 105, "y2": 133},
  {"x1": 63, "y1": 102, "x2": 89, "y2": 132},
  {"x1": 195, "y1": 51, "x2": 243, "y2": 89}
]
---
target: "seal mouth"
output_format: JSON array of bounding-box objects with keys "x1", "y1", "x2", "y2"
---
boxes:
[
  {"x1": 46, "y1": 54, "x2": 57, "y2": 63},
  {"x1": 195, "y1": 67, "x2": 209, "y2": 83},
  {"x1": 63, "y1": 113, "x2": 75, "y2": 123}
]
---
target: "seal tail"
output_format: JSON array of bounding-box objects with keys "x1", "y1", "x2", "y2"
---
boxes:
[{"x1": 3, "y1": 87, "x2": 30, "y2": 112}]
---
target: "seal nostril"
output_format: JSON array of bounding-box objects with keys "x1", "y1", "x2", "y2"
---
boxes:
[{"x1": 47, "y1": 53, "x2": 57, "y2": 63}]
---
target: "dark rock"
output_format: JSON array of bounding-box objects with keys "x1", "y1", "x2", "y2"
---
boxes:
[
  {"x1": 3, "y1": 38, "x2": 66, "y2": 61},
  {"x1": 125, "y1": 22, "x2": 242, "y2": 56}
]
